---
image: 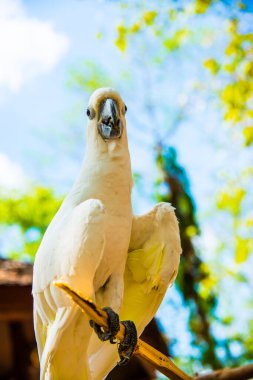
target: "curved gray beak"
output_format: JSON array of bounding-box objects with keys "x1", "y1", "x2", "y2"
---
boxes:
[{"x1": 98, "y1": 98, "x2": 122, "y2": 140}]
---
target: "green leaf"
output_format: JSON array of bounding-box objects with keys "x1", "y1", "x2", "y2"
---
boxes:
[{"x1": 0, "y1": 186, "x2": 62, "y2": 260}]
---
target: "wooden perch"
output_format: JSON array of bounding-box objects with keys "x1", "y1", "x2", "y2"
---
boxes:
[
  {"x1": 54, "y1": 281, "x2": 193, "y2": 380},
  {"x1": 54, "y1": 281, "x2": 253, "y2": 380}
]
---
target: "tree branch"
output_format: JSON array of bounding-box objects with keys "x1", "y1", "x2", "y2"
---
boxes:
[{"x1": 195, "y1": 363, "x2": 253, "y2": 380}]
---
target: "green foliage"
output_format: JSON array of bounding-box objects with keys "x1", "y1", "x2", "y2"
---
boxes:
[
  {"x1": 156, "y1": 146, "x2": 221, "y2": 368},
  {"x1": 68, "y1": 61, "x2": 111, "y2": 92},
  {"x1": 195, "y1": 0, "x2": 213, "y2": 14},
  {"x1": 217, "y1": 187, "x2": 245, "y2": 217},
  {"x1": 114, "y1": 5, "x2": 191, "y2": 57},
  {"x1": 163, "y1": 29, "x2": 191, "y2": 52},
  {"x1": 201, "y1": 8, "x2": 253, "y2": 363},
  {"x1": 216, "y1": 178, "x2": 253, "y2": 262},
  {"x1": 0, "y1": 186, "x2": 62, "y2": 261},
  {"x1": 204, "y1": 18, "x2": 253, "y2": 145},
  {"x1": 203, "y1": 11, "x2": 253, "y2": 270}
]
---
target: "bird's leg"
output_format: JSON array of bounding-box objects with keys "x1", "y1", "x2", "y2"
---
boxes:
[
  {"x1": 90, "y1": 307, "x2": 138, "y2": 365},
  {"x1": 91, "y1": 273, "x2": 137, "y2": 364},
  {"x1": 91, "y1": 272, "x2": 123, "y2": 342},
  {"x1": 117, "y1": 320, "x2": 137, "y2": 365},
  {"x1": 89, "y1": 307, "x2": 120, "y2": 343}
]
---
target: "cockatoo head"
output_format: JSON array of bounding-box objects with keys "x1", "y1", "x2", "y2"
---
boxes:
[{"x1": 86, "y1": 88, "x2": 127, "y2": 142}]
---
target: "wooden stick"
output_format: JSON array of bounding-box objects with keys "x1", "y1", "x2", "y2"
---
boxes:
[
  {"x1": 54, "y1": 281, "x2": 193, "y2": 380},
  {"x1": 194, "y1": 363, "x2": 253, "y2": 380}
]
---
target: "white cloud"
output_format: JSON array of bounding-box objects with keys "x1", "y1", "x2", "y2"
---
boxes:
[
  {"x1": 0, "y1": 153, "x2": 27, "y2": 188},
  {"x1": 0, "y1": 0, "x2": 69, "y2": 91}
]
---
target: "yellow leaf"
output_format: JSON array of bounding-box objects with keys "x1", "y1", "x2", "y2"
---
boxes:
[
  {"x1": 245, "y1": 218, "x2": 253, "y2": 227},
  {"x1": 186, "y1": 225, "x2": 198, "y2": 237},
  {"x1": 243, "y1": 126, "x2": 253, "y2": 146},
  {"x1": 163, "y1": 29, "x2": 190, "y2": 51},
  {"x1": 246, "y1": 109, "x2": 253, "y2": 118},
  {"x1": 225, "y1": 42, "x2": 238, "y2": 56},
  {"x1": 237, "y1": 1, "x2": 246, "y2": 10},
  {"x1": 224, "y1": 107, "x2": 240, "y2": 122},
  {"x1": 130, "y1": 22, "x2": 141, "y2": 33},
  {"x1": 228, "y1": 19, "x2": 238, "y2": 34},
  {"x1": 224, "y1": 62, "x2": 236, "y2": 73},
  {"x1": 235, "y1": 237, "x2": 250, "y2": 264},
  {"x1": 143, "y1": 11, "x2": 157, "y2": 25},
  {"x1": 244, "y1": 62, "x2": 253, "y2": 76},
  {"x1": 117, "y1": 23, "x2": 126, "y2": 34},
  {"x1": 115, "y1": 22, "x2": 127, "y2": 52},
  {"x1": 204, "y1": 58, "x2": 220, "y2": 75},
  {"x1": 115, "y1": 35, "x2": 127, "y2": 52},
  {"x1": 195, "y1": 0, "x2": 212, "y2": 14},
  {"x1": 198, "y1": 274, "x2": 217, "y2": 299},
  {"x1": 217, "y1": 188, "x2": 245, "y2": 216}
]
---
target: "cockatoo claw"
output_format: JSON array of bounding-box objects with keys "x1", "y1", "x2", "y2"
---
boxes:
[
  {"x1": 117, "y1": 320, "x2": 137, "y2": 366},
  {"x1": 90, "y1": 307, "x2": 120, "y2": 343}
]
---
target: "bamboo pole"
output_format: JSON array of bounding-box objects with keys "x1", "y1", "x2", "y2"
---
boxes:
[{"x1": 54, "y1": 281, "x2": 193, "y2": 380}]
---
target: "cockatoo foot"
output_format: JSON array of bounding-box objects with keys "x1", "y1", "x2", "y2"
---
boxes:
[
  {"x1": 90, "y1": 307, "x2": 120, "y2": 343},
  {"x1": 90, "y1": 307, "x2": 137, "y2": 365},
  {"x1": 117, "y1": 320, "x2": 137, "y2": 366}
]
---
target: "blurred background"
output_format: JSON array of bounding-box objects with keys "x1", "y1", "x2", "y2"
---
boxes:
[{"x1": 0, "y1": 0, "x2": 253, "y2": 379}]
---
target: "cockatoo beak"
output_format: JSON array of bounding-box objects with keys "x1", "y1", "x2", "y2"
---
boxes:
[{"x1": 98, "y1": 98, "x2": 122, "y2": 140}]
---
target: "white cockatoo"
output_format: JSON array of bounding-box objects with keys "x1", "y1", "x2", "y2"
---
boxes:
[{"x1": 32, "y1": 88, "x2": 182, "y2": 380}]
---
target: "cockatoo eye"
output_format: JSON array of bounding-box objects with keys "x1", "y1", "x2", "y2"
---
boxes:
[
  {"x1": 124, "y1": 105, "x2": 127, "y2": 114},
  {"x1": 86, "y1": 107, "x2": 95, "y2": 120}
]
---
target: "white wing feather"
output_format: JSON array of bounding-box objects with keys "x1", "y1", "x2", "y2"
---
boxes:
[
  {"x1": 89, "y1": 202, "x2": 182, "y2": 379},
  {"x1": 33, "y1": 199, "x2": 106, "y2": 380}
]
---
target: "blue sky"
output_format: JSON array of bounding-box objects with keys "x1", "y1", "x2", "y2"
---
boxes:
[
  {"x1": 1, "y1": 0, "x2": 251, "y2": 209},
  {"x1": 0, "y1": 0, "x2": 249, "y2": 207}
]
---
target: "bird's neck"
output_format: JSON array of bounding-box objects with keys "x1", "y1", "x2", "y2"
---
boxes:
[{"x1": 65, "y1": 139, "x2": 133, "y2": 208}]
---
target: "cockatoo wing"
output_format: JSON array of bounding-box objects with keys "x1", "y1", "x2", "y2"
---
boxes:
[
  {"x1": 33, "y1": 199, "x2": 106, "y2": 380},
  {"x1": 121, "y1": 202, "x2": 181, "y2": 331},
  {"x1": 89, "y1": 202, "x2": 182, "y2": 380}
]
